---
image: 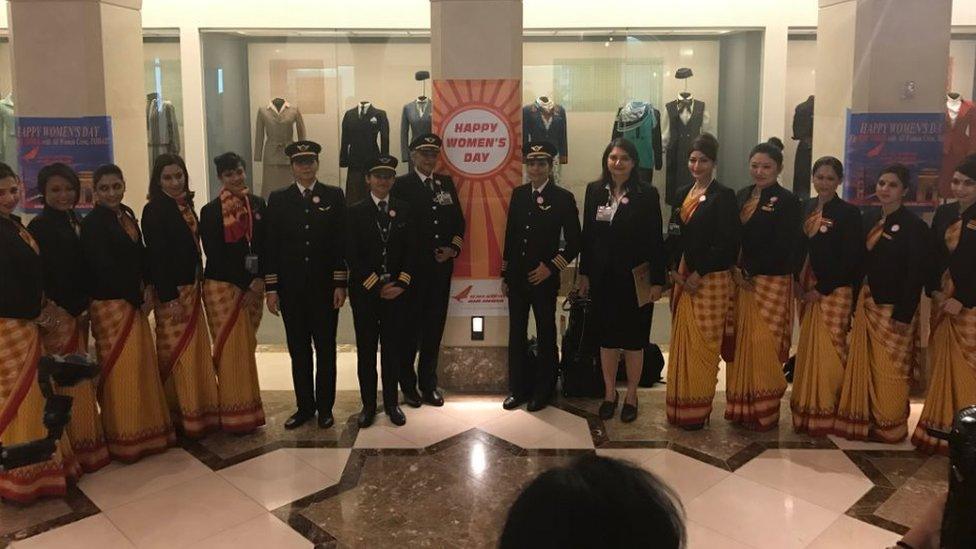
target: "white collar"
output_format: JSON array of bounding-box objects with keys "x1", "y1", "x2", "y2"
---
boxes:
[
  {"x1": 269, "y1": 100, "x2": 290, "y2": 112},
  {"x1": 415, "y1": 168, "x2": 434, "y2": 182},
  {"x1": 530, "y1": 179, "x2": 550, "y2": 194},
  {"x1": 295, "y1": 181, "x2": 316, "y2": 193},
  {"x1": 359, "y1": 102, "x2": 371, "y2": 112},
  {"x1": 371, "y1": 192, "x2": 390, "y2": 207}
]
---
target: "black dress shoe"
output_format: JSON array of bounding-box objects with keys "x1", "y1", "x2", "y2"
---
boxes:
[
  {"x1": 598, "y1": 392, "x2": 619, "y2": 420},
  {"x1": 526, "y1": 398, "x2": 549, "y2": 412},
  {"x1": 357, "y1": 408, "x2": 376, "y2": 429},
  {"x1": 503, "y1": 395, "x2": 529, "y2": 410},
  {"x1": 387, "y1": 405, "x2": 407, "y2": 426},
  {"x1": 621, "y1": 402, "x2": 638, "y2": 423},
  {"x1": 284, "y1": 411, "x2": 314, "y2": 430},
  {"x1": 317, "y1": 412, "x2": 335, "y2": 429},
  {"x1": 421, "y1": 389, "x2": 444, "y2": 407},
  {"x1": 402, "y1": 389, "x2": 422, "y2": 409}
]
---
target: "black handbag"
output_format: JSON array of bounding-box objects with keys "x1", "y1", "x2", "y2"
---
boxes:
[{"x1": 559, "y1": 291, "x2": 604, "y2": 398}]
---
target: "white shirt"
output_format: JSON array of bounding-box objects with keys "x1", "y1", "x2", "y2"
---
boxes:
[
  {"x1": 371, "y1": 192, "x2": 390, "y2": 209},
  {"x1": 603, "y1": 183, "x2": 627, "y2": 221},
  {"x1": 529, "y1": 179, "x2": 549, "y2": 195},
  {"x1": 295, "y1": 181, "x2": 315, "y2": 194},
  {"x1": 948, "y1": 96, "x2": 963, "y2": 125},
  {"x1": 415, "y1": 168, "x2": 435, "y2": 186}
]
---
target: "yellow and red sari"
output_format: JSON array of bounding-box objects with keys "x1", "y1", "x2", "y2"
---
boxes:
[
  {"x1": 0, "y1": 319, "x2": 82, "y2": 503},
  {"x1": 667, "y1": 189, "x2": 735, "y2": 426},
  {"x1": 913, "y1": 220, "x2": 976, "y2": 454},
  {"x1": 40, "y1": 310, "x2": 110, "y2": 472},
  {"x1": 91, "y1": 299, "x2": 175, "y2": 462},
  {"x1": 791, "y1": 207, "x2": 855, "y2": 435},
  {"x1": 203, "y1": 280, "x2": 265, "y2": 433},
  {"x1": 723, "y1": 191, "x2": 794, "y2": 431}
]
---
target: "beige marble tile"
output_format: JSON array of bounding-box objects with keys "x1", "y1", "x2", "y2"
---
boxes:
[
  {"x1": 218, "y1": 449, "x2": 338, "y2": 510},
  {"x1": 186, "y1": 513, "x2": 313, "y2": 549},
  {"x1": 104, "y1": 474, "x2": 265, "y2": 549},
  {"x1": 77, "y1": 448, "x2": 212, "y2": 510},
  {"x1": 595, "y1": 448, "x2": 665, "y2": 466},
  {"x1": 806, "y1": 515, "x2": 901, "y2": 549},
  {"x1": 284, "y1": 448, "x2": 352, "y2": 481},
  {"x1": 11, "y1": 514, "x2": 133, "y2": 549},
  {"x1": 685, "y1": 520, "x2": 755, "y2": 549},
  {"x1": 642, "y1": 450, "x2": 730, "y2": 504}
]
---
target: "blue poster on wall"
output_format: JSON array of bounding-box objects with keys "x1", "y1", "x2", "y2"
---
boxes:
[
  {"x1": 842, "y1": 111, "x2": 943, "y2": 213},
  {"x1": 16, "y1": 116, "x2": 114, "y2": 213}
]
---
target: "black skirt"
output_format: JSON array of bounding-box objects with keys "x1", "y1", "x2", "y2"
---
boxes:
[{"x1": 591, "y1": 266, "x2": 652, "y2": 351}]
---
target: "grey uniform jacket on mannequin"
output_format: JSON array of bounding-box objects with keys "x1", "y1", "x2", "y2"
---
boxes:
[
  {"x1": 146, "y1": 95, "x2": 181, "y2": 163},
  {"x1": 255, "y1": 101, "x2": 307, "y2": 199},
  {"x1": 0, "y1": 94, "x2": 16, "y2": 170},
  {"x1": 400, "y1": 99, "x2": 432, "y2": 162}
]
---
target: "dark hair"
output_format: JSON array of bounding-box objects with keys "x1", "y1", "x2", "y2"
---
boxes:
[
  {"x1": 878, "y1": 163, "x2": 911, "y2": 191},
  {"x1": 749, "y1": 138, "x2": 785, "y2": 168},
  {"x1": 0, "y1": 161, "x2": 17, "y2": 181},
  {"x1": 150, "y1": 153, "x2": 194, "y2": 206},
  {"x1": 812, "y1": 156, "x2": 844, "y2": 180},
  {"x1": 600, "y1": 138, "x2": 643, "y2": 190},
  {"x1": 689, "y1": 132, "x2": 719, "y2": 162},
  {"x1": 214, "y1": 152, "x2": 245, "y2": 175},
  {"x1": 93, "y1": 164, "x2": 124, "y2": 187},
  {"x1": 956, "y1": 157, "x2": 976, "y2": 181},
  {"x1": 500, "y1": 455, "x2": 686, "y2": 549},
  {"x1": 37, "y1": 163, "x2": 81, "y2": 206}
]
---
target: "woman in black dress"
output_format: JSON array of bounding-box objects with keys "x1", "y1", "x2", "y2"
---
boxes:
[{"x1": 578, "y1": 138, "x2": 666, "y2": 423}]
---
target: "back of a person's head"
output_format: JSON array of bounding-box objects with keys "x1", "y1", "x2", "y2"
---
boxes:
[{"x1": 499, "y1": 455, "x2": 686, "y2": 549}]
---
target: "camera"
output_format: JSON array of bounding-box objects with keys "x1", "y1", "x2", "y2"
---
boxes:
[{"x1": 0, "y1": 354, "x2": 99, "y2": 472}]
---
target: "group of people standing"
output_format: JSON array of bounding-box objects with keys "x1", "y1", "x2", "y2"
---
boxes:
[{"x1": 1, "y1": 124, "x2": 973, "y2": 505}]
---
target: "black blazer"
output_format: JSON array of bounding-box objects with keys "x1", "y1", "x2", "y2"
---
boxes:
[
  {"x1": 665, "y1": 180, "x2": 739, "y2": 275},
  {"x1": 391, "y1": 170, "x2": 466, "y2": 262},
  {"x1": 794, "y1": 195, "x2": 863, "y2": 295},
  {"x1": 346, "y1": 196, "x2": 418, "y2": 295},
  {"x1": 0, "y1": 214, "x2": 43, "y2": 319},
  {"x1": 200, "y1": 193, "x2": 267, "y2": 291},
  {"x1": 862, "y1": 205, "x2": 927, "y2": 324},
  {"x1": 81, "y1": 204, "x2": 148, "y2": 307},
  {"x1": 737, "y1": 182, "x2": 802, "y2": 277},
  {"x1": 580, "y1": 180, "x2": 666, "y2": 286},
  {"x1": 339, "y1": 104, "x2": 390, "y2": 170},
  {"x1": 142, "y1": 195, "x2": 202, "y2": 303},
  {"x1": 927, "y1": 201, "x2": 976, "y2": 307},
  {"x1": 501, "y1": 181, "x2": 582, "y2": 287},
  {"x1": 27, "y1": 206, "x2": 90, "y2": 317},
  {"x1": 264, "y1": 182, "x2": 347, "y2": 295}
]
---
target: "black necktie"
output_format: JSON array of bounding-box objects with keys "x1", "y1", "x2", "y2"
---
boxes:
[
  {"x1": 425, "y1": 177, "x2": 435, "y2": 192},
  {"x1": 360, "y1": 105, "x2": 367, "y2": 118},
  {"x1": 377, "y1": 200, "x2": 390, "y2": 230},
  {"x1": 302, "y1": 187, "x2": 312, "y2": 201},
  {"x1": 532, "y1": 190, "x2": 541, "y2": 204}
]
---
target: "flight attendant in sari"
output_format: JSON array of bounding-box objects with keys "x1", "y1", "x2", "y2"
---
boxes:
[
  {"x1": 664, "y1": 133, "x2": 739, "y2": 430},
  {"x1": 27, "y1": 163, "x2": 110, "y2": 472},
  {"x1": 834, "y1": 163, "x2": 927, "y2": 443},
  {"x1": 912, "y1": 158, "x2": 976, "y2": 454},
  {"x1": 200, "y1": 152, "x2": 267, "y2": 434},
  {"x1": 142, "y1": 154, "x2": 220, "y2": 438},
  {"x1": 789, "y1": 157, "x2": 862, "y2": 435},
  {"x1": 82, "y1": 164, "x2": 174, "y2": 462},
  {"x1": 0, "y1": 162, "x2": 82, "y2": 503},
  {"x1": 725, "y1": 138, "x2": 801, "y2": 431}
]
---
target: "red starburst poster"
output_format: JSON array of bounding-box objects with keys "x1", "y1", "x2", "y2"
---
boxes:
[{"x1": 434, "y1": 79, "x2": 521, "y2": 316}]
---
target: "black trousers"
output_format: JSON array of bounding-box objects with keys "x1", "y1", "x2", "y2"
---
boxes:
[
  {"x1": 507, "y1": 277, "x2": 559, "y2": 400},
  {"x1": 401, "y1": 259, "x2": 452, "y2": 393},
  {"x1": 280, "y1": 287, "x2": 339, "y2": 416},
  {"x1": 346, "y1": 169, "x2": 368, "y2": 207},
  {"x1": 351, "y1": 290, "x2": 406, "y2": 410}
]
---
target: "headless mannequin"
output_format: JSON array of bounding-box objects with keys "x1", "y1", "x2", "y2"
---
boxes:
[{"x1": 272, "y1": 97, "x2": 286, "y2": 112}]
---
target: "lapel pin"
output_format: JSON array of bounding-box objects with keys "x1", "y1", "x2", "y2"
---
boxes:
[
  {"x1": 891, "y1": 224, "x2": 900, "y2": 232},
  {"x1": 536, "y1": 196, "x2": 544, "y2": 205},
  {"x1": 698, "y1": 195, "x2": 706, "y2": 202},
  {"x1": 312, "y1": 196, "x2": 320, "y2": 204},
  {"x1": 621, "y1": 197, "x2": 629, "y2": 205},
  {"x1": 389, "y1": 209, "x2": 397, "y2": 218}
]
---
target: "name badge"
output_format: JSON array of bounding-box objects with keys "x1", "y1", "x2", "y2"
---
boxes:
[
  {"x1": 244, "y1": 253, "x2": 260, "y2": 275},
  {"x1": 595, "y1": 205, "x2": 613, "y2": 222},
  {"x1": 435, "y1": 191, "x2": 454, "y2": 206},
  {"x1": 668, "y1": 222, "x2": 682, "y2": 236}
]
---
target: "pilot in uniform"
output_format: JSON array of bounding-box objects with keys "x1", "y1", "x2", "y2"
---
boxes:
[{"x1": 264, "y1": 140, "x2": 348, "y2": 430}]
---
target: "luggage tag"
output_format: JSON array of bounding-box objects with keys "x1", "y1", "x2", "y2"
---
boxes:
[{"x1": 595, "y1": 205, "x2": 613, "y2": 222}]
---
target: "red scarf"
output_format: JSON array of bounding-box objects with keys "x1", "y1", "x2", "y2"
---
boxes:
[{"x1": 219, "y1": 186, "x2": 252, "y2": 244}]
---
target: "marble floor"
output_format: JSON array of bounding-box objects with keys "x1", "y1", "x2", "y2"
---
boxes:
[{"x1": 1, "y1": 352, "x2": 944, "y2": 549}]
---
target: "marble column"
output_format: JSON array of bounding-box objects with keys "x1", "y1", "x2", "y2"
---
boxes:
[
  {"x1": 431, "y1": 0, "x2": 522, "y2": 392},
  {"x1": 7, "y1": 0, "x2": 150, "y2": 205}
]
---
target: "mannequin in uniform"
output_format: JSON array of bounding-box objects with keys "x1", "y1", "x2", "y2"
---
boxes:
[
  {"x1": 664, "y1": 94, "x2": 708, "y2": 208},
  {"x1": 940, "y1": 92, "x2": 976, "y2": 200},
  {"x1": 611, "y1": 101, "x2": 662, "y2": 184},
  {"x1": 791, "y1": 96, "x2": 814, "y2": 198},
  {"x1": 146, "y1": 93, "x2": 181, "y2": 165},
  {"x1": 254, "y1": 98, "x2": 307, "y2": 200},
  {"x1": 0, "y1": 93, "x2": 16, "y2": 171},
  {"x1": 400, "y1": 97, "x2": 432, "y2": 165},
  {"x1": 523, "y1": 97, "x2": 568, "y2": 181},
  {"x1": 340, "y1": 101, "x2": 390, "y2": 207}
]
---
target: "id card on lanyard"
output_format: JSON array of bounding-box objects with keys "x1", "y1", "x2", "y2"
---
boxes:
[{"x1": 241, "y1": 196, "x2": 259, "y2": 274}]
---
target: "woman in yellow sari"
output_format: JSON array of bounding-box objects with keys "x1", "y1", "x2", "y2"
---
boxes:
[
  {"x1": 834, "y1": 164, "x2": 927, "y2": 443},
  {"x1": 142, "y1": 154, "x2": 220, "y2": 438},
  {"x1": 664, "y1": 134, "x2": 739, "y2": 430},
  {"x1": 725, "y1": 138, "x2": 801, "y2": 431},
  {"x1": 912, "y1": 158, "x2": 976, "y2": 454},
  {"x1": 790, "y1": 157, "x2": 862, "y2": 435},
  {"x1": 82, "y1": 164, "x2": 174, "y2": 462},
  {"x1": 27, "y1": 163, "x2": 109, "y2": 471},
  {"x1": 0, "y1": 162, "x2": 81, "y2": 503},
  {"x1": 199, "y1": 152, "x2": 267, "y2": 433}
]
